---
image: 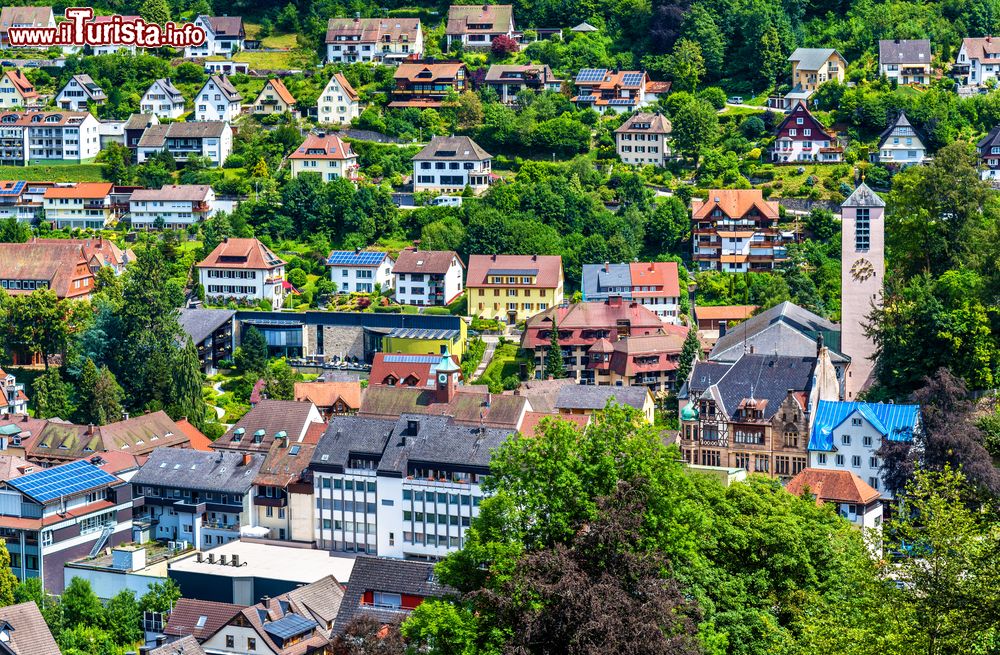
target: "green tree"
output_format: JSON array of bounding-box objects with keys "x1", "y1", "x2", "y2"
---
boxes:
[
  {"x1": 32, "y1": 368, "x2": 76, "y2": 420},
  {"x1": 543, "y1": 316, "x2": 566, "y2": 380},
  {"x1": 101, "y1": 142, "x2": 132, "y2": 186},
  {"x1": 140, "y1": 579, "x2": 181, "y2": 614},
  {"x1": 138, "y1": 0, "x2": 170, "y2": 24},
  {"x1": 235, "y1": 326, "x2": 268, "y2": 375},
  {"x1": 61, "y1": 577, "x2": 105, "y2": 629},
  {"x1": 759, "y1": 26, "x2": 785, "y2": 85},
  {"x1": 0, "y1": 539, "x2": 19, "y2": 607},
  {"x1": 681, "y1": 5, "x2": 726, "y2": 79},
  {"x1": 262, "y1": 358, "x2": 298, "y2": 400},
  {"x1": 0, "y1": 218, "x2": 30, "y2": 243},
  {"x1": 645, "y1": 196, "x2": 690, "y2": 256},
  {"x1": 286, "y1": 268, "x2": 308, "y2": 289},
  {"x1": 671, "y1": 98, "x2": 718, "y2": 164},
  {"x1": 805, "y1": 207, "x2": 838, "y2": 241},
  {"x1": 2, "y1": 289, "x2": 68, "y2": 371},
  {"x1": 76, "y1": 359, "x2": 125, "y2": 426},
  {"x1": 665, "y1": 38, "x2": 706, "y2": 93},
  {"x1": 675, "y1": 323, "x2": 700, "y2": 391},
  {"x1": 400, "y1": 600, "x2": 479, "y2": 655},
  {"x1": 104, "y1": 589, "x2": 142, "y2": 646},
  {"x1": 166, "y1": 338, "x2": 207, "y2": 430}
]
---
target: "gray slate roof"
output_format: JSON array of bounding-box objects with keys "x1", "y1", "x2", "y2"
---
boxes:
[
  {"x1": 311, "y1": 415, "x2": 397, "y2": 471},
  {"x1": 412, "y1": 135, "x2": 491, "y2": 161},
  {"x1": 149, "y1": 635, "x2": 207, "y2": 655},
  {"x1": 877, "y1": 111, "x2": 926, "y2": 148},
  {"x1": 131, "y1": 447, "x2": 263, "y2": 493},
  {"x1": 699, "y1": 353, "x2": 817, "y2": 420},
  {"x1": 151, "y1": 78, "x2": 184, "y2": 103},
  {"x1": 178, "y1": 308, "x2": 235, "y2": 345},
  {"x1": 879, "y1": 39, "x2": 931, "y2": 64},
  {"x1": 554, "y1": 384, "x2": 650, "y2": 412},
  {"x1": 979, "y1": 124, "x2": 1000, "y2": 150},
  {"x1": 788, "y1": 48, "x2": 840, "y2": 70},
  {"x1": 842, "y1": 182, "x2": 885, "y2": 208},
  {"x1": 582, "y1": 262, "x2": 631, "y2": 299},
  {"x1": 0, "y1": 601, "x2": 60, "y2": 655},
  {"x1": 710, "y1": 301, "x2": 848, "y2": 364},
  {"x1": 378, "y1": 414, "x2": 513, "y2": 476}
]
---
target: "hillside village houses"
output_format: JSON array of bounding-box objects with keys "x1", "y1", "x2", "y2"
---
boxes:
[
  {"x1": 466, "y1": 253, "x2": 564, "y2": 324},
  {"x1": 879, "y1": 38, "x2": 932, "y2": 84},
  {"x1": 0, "y1": 367, "x2": 28, "y2": 415},
  {"x1": 0, "y1": 180, "x2": 57, "y2": 224},
  {"x1": 0, "y1": 6, "x2": 55, "y2": 49},
  {"x1": 0, "y1": 70, "x2": 38, "y2": 108},
  {"x1": 55, "y1": 74, "x2": 107, "y2": 112},
  {"x1": 572, "y1": 69, "x2": 669, "y2": 113},
  {"x1": 185, "y1": 15, "x2": 246, "y2": 58},
  {"x1": 0, "y1": 111, "x2": 101, "y2": 165},
  {"x1": 288, "y1": 131, "x2": 359, "y2": 182},
  {"x1": 978, "y1": 124, "x2": 1000, "y2": 179},
  {"x1": 317, "y1": 72, "x2": 361, "y2": 125},
  {"x1": 325, "y1": 16, "x2": 423, "y2": 64},
  {"x1": 484, "y1": 64, "x2": 563, "y2": 104},
  {"x1": 954, "y1": 35, "x2": 1000, "y2": 86},
  {"x1": 771, "y1": 48, "x2": 848, "y2": 110},
  {"x1": 43, "y1": 182, "x2": 114, "y2": 230},
  {"x1": 446, "y1": 4, "x2": 517, "y2": 49},
  {"x1": 0, "y1": 240, "x2": 96, "y2": 300},
  {"x1": 253, "y1": 78, "x2": 297, "y2": 117},
  {"x1": 194, "y1": 75, "x2": 243, "y2": 122},
  {"x1": 691, "y1": 189, "x2": 790, "y2": 272},
  {"x1": 615, "y1": 112, "x2": 672, "y2": 166},
  {"x1": 393, "y1": 248, "x2": 465, "y2": 306},
  {"x1": 135, "y1": 121, "x2": 233, "y2": 167},
  {"x1": 140, "y1": 78, "x2": 186, "y2": 119},
  {"x1": 770, "y1": 101, "x2": 843, "y2": 162},
  {"x1": 390, "y1": 62, "x2": 469, "y2": 108},
  {"x1": 875, "y1": 112, "x2": 928, "y2": 165},
  {"x1": 581, "y1": 261, "x2": 682, "y2": 323},
  {"x1": 196, "y1": 237, "x2": 287, "y2": 309},
  {"x1": 128, "y1": 185, "x2": 217, "y2": 230},
  {"x1": 326, "y1": 249, "x2": 395, "y2": 294},
  {"x1": 87, "y1": 14, "x2": 142, "y2": 55},
  {"x1": 412, "y1": 135, "x2": 493, "y2": 194}
]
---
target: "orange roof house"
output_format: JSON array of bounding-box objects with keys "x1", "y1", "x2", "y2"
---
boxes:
[
  {"x1": 293, "y1": 381, "x2": 362, "y2": 419},
  {"x1": 0, "y1": 241, "x2": 95, "y2": 299}
]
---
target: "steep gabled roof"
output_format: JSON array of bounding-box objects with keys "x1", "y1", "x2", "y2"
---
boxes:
[
  {"x1": 0, "y1": 6, "x2": 53, "y2": 33},
  {"x1": 0, "y1": 601, "x2": 60, "y2": 655},
  {"x1": 877, "y1": 111, "x2": 926, "y2": 149},
  {"x1": 258, "y1": 78, "x2": 295, "y2": 106},
  {"x1": 773, "y1": 101, "x2": 835, "y2": 140},
  {"x1": 691, "y1": 189, "x2": 779, "y2": 220},
  {"x1": 201, "y1": 75, "x2": 242, "y2": 103},
  {"x1": 3, "y1": 70, "x2": 37, "y2": 99},
  {"x1": 393, "y1": 248, "x2": 462, "y2": 274},
  {"x1": 614, "y1": 111, "x2": 671, "y2": 134},
  {"x1": 164, "y1": 598, "x2": 245, "y2": 641},
  {"x1": 130, "y1": 447, "x2": 263, "y2": 493},
  {"x1": 696, "y1": 353, "x2": 818, "y2": 420},
  {"x1": 195, "y1": 238, "x2": 285, "y2": 270},
  {"x1": 288, "y1": 133, "x2": 356, "y2": 161},
  {"x1": 293, "y1": 381, "x2": 362, "y2": 410},
  {"x1": 786, "y1": 467, "x2": 881, "y2": 504},
  {"x1": 710, "y1": 301, "x2": 847, "y2": 364},
  {"x1": 0, "y1": 240, "x2": 92, "y2": 298},
  {"x1": 63, "y1": 74, "x2": 106, "y2": 101},
  {"x1": 412, "y1": 135, "x2": 490, "y2": 161},
  {"x1": 842, "y1": 182, "x2": 886, "y2": 208},
  {"x1": 215, "y1": 399, "x2": 322, "y2": 452},
  {"x1": 808, "y1": 400, "x2": 920, "y2": 451},
  {"x1": 199, "y1": 15, "x2": 245, "y2": 37}
]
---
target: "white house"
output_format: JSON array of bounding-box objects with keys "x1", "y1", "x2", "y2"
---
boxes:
[
  {"x1": 128, "y1": 185, "x2": 216, "y2": 230},
  {"x1": 614, "y1": 112, "x2": 672, "y2": 167},
  {"x1": 194, "y1": 75, "x2": 242, "y2": 122},
  {"x1": 252, "y1": 78, "x2": 296, "y2": 117},
  {"x1": 771, "y1": 101, "x2": 842, "y2": 162},
  {"x1": 878, "y1": 39, "x2": 932, "y2": 85},
  {"x1": 55, "y1": 75, "x2": 107, "y2": 112},
  {"x1": 786, "y1": 468, "x2": 884, "y2": 530},
  {"x1": 42, "y1": 182, "x2": 114, "y2": 230},
  {"x1": 325, "y1": 17, "x2": 423, "y2": 64},
  {"x1": 978, "y1": 124, "x2": 1000, "y2": 180},
  {"x1": 412, "y1": 135, "x2": 492, "y2": 194},
  {"x1": 808, "y1": 400, "x2": 921, "y2": 499},
  {"x1": 326, "y1": 249, "x2": 395, "y2": 294},
  {"x1": 288, "y1": 132, "x2": 359, "y2": 182},
  {"x1": 875, "y1": 112, "x2": 927, "y2": 165},
  {"x1": 135, "y1": 121, "x2": 233, "y2": 167},
  {"x1": 0, "y1": 6, "x2": 55, "y2": 49},
  {"x1": 140, "y1": 78, "x2": 185, "y2": 119},
  {"x1": 954, "y1": 36, "x2": 1000, "y2": 86},
  {"x1": 392, "y1": 248, "x2": 465, "y2": 306},
  {"x1": 445, "y1": 4, "x2": 515, "y2": 49},
  {"x1": 0, "y1": 367, "x2": 27, "y2": 414},
  {"x1": 196, "y1": 237, "x2": 286, "y2": 309},
  {"x1": 185, "y1": 15, "x2": 246, "y2": 58},
  {"x1": 0, "y1": 70, "x2": 38, "y2": 108},
  {"x1": 317, "y1": 72, "x2": 360, "y2": 125}
]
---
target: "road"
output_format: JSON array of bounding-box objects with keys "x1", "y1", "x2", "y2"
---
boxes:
[{"x1": 473, "y1": 335, "x2": 499, "y2": 379}]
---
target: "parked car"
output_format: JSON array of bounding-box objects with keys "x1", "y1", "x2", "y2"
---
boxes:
[{"x1": 727, "y1": 96, "x2": 744, "y2": 104}]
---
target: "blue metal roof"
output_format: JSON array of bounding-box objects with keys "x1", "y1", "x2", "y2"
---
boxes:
[
  {"x1": 808, "y1": 400, "x2": 919, "y2": 451},
  {"x1": 9, "y1": 459, "x2": 118, "y2": 504},
  {"x1": 326, "y1": 250, "x2": 389, "y2": 267}
]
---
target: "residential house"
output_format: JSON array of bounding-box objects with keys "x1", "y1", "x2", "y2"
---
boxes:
[
  {"x1": 0, "y1": 240, "x2": 95, "y2": 300},
  {"x1": 677, "y1": 349, "x2": 841, "y2": 476},
  {"x1": 136, "y1": 121, "x2": 233, "y2": 167},
  {"x1": 875, "y1": 112, "x2": 927, "y2": 165},
  {"x1": 771, "y1": 101, "x2": 842, "y2": 162},
  {"x1": 140, "y1": 78, "x2": 186, "y2": 119},
  {"x1": 151, "y1": 635, "x2": 207, "y2": 655},
  {"x1": 88, "y1": 14, "x2": 141, "y2": 55},
  {"x1": 252, "y1": 437, "x2": 317, "y2": 542},
  {"x1": 288, "y1": 132, "x2": 359, "y2": 182},
  {"x1": 42, "y1": 182, "x2": 113, "y2": 229},
  {"x1": 294, "y1": 381, "x2": 363, "y2": 419},
  {"x1": 411, "y1": 135, "x2": 492, "y2": 194},
  {"x1": 312, "y1": 412, "x2": 514, "y2": 558},
  {"x1": 204, "y1": 61, "x2": 250, "y2": 76},
  {"x1": 0, "y1": 601, "x2": 61, "y2": 655},
  {"x1": 194, "y1": 75, "x2": 242, "y2": 122},
  {"x1": 608, "y1": 331, "x2": 690, "y2": 393},
  {"x1": 326, "y1": 249, "x2": 394, "y2": 294},
  {"x1": 446, "y1": 4, "x2": 516, "y2": 49},
  {"x1": 253, "y1": 78, "x2": 296, "y2": 117},
  {"x1": 196, "y1": 237, "x2": 286, "y2": 308},
  {"x1": 55, "y1": 74, "x2": 107, "y2": 112},
  {"x1": 955, "y1": 35, "x2": 1000, "y2": 86},
  {"x1": 389, "y1": 62, "x2": 468, "y2": 109},
  {"x1": 0, "y1": 368, "x2": 27, "y2": 415},
  {"x1": 690, "y1": 189, "x2": 789, "y2": 272},
  {"x1": 124, "y1": 112, "x2": 158, "y2": 152},
  {"x1": 978, "y1": 123, "x2": 1000, "y2": 180},
  {"x1": 130, "y1": 448, "x2": 264, "y2": 549},
  {"x1": 0, "y1": 180, "x2": 54, "y2": 223},
  {"x1": 163, "y1": 598, "x2": 245, "y2": 645},
  {"x1": 0, "y1": 70, "x2": 38, "y2": 108},
  {"x1": 807, "y1": 400, "x2": 920, "y2": 499},
  {"x1": 467, "y1": 253, "x2": 563, "y2": 324},
  {"x1": 572, "y1": 69, "x2": 668, "y2": 113},
  {"x1": 325, "y1": 17, "x2": 423, "y2": 64},
  {"x1": 332, "y1": 557, "x2": 450, "y2": 633},
  {"x1": 32, "y1": 237, "x2": 133, "y2": 275},
  {"x1": 392, "y1": 248, "x2": 465, "y2": 306},
  {"x1": 178, "y1": 308, "x2": 236, "y2": 374},
  {"x1": 0, "y1": 110, "x2": 102, "y2": 165},
  {"x1": 553, "y1": 384, "x2": 656, "y2": 423},
  {"x1": 212, "y1": 399, "x2": 324, "y2": 454},
  {"x1": 581, "y1": 261, "x2": 681, "y2": 322},
  {"x1": 772, "y1": 48, "x2": 847, "y2": 110},
  {"x1": 615, "y1": 111, "x2": 672, "y2": 166},
  {"x1": 879, "y1": 39, "x2": 932, "y2": 84},
  {"x1": 129, "y1": 184, "x2": 216, "y2": 229},
  {"x1": 0, "y1": 6, "x2": 55, "y2": 48},
  {"x1": 786, "y1": 468, "x2": 883, "y2": 529},
  {"x1": 368, "y1": 352, "x2": 460, "y2": 388},
  {"x1": 185, "y1": 15, "x2": 246, "y2": 58},
  {"x1": 483, "y1": 64, "x2": 561, "y2": 104},
  {"x1": 0, "y1": 459, "x2": 132, "y2": 592},
  {"x1": 317, "y1": 72, "x2": 360, "y2": 125}
]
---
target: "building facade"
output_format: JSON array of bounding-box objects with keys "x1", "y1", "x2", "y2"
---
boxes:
[
  {"x1": 978, "y1": 124, "x2": 1000, "y2": 180},
  {"x1": 55, "y1": 74, "x2": 106, "y2": 112},
  {"x1": 466, "y1": 253, "x2": 563, "y2": 324},
  {"x1": 389, "y1": 62, "x2": 468, "y2": 109},
  {"x1": 879, "y1": 39, "x2": 932, "y2": 84},
  {"x1": 326, "y1": 249, "x2": 395, "y2": 294},
  {"x1": 392, "y1": 248, "x2": 464, "y2": 306},
  {"x1": 194, "y1": 75, "x2": 242, "y2": 122},
  {"x1": 445, "y1": 4, "x2": 515, "y2": 48},
  {"x1": 252, "y1": 78, "x2": 296, "y2": 116},
  {"x1": 771, "y1": 101, "x2": 842, "y2": 162},
  {"x1": 325, "y1": 17, "x2": 422, "y2": 64},
  {"x1": 128, "y1": 185, "x2": 216, "y2": 229},
  {"x1": 786, "y1": 468, "x2": 883, "y2": 529},
  {"x1": 288, "y1": 132, "x2": 359, "y2": 182},
  {"x1": 0, "y1": 111, "x2": 101, "y2": 165},
  {"x1": 0, "y1": 240, "x2": 95, "y2": 300},
  {"x1": 0, "y1": 70, "x2": 38, "y2": 108},
  {"x1": 572, "y1": 69, "x2": 666, "y2": 113},
  {"x1": 185, "y1": 15, "x2": 245, "y2": 57},
  {"x1": 411, "y1": 135, "x2": 492, "y2": 194},
  {"x1": 615, "y1": 112, "x2": 672, "y2": 166},
  {"x1": 42, "y1": 182, "x2": 114, "y2": 229},
  {"x1": 954, "y1": 36, "x2": 1000, "y2": 86},
  {"x1": 875, "y1": 112, "x2": 927, "y2": 165},
  {"x1": 317, "y1": 73, "x2": 360, "y2": 125},
  {"x1": 581, "y1": 261, "x2": 681, "y2": 322},
  {"x1": 196, "y1": 238, "x2": 286, "y2": 309},
  {"x1": 140, "y1": 78, "x2": 186, "y2": 119},
  {"x1": 483, "y1": 64, "x2": 561, "y2": 104},
  {"x1": 691, "y1": 189, "x2": 788, "y2": 272},
  {"x1": 135, "y1": 121, "x2": 233, "y2": 167}
]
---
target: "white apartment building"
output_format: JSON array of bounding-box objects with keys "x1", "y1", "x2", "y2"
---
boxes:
[
  {"x1": 325, "y1": 17, "x2": 423, "y2": 64},
  {"x1": 412, "y1": 135, "x2": 492, "y2": 194},
  {"x1": 878, "y1": 39, "x2": 932, "y2": 85},
  {"x1": 128, "y1": 185, "x2": 216, "y2": 229},
  {"x1": 0, "y1": 111, "x2": 101, "y2": 165},
  {"x1": 42, "y1": 182, "x2": 114, "y2": 229},
  {"x1": 875, "y1": 112, "x2": 927, "y2": 165},
  {"x1": 185, "y1": 15, "x2": 246, "y2": 58},
  {"x1": 196, "y1": 237, "x2": 286, "y2": 309},
  {"x1": 326, "y1": 249, "x2": 395, "y2": 294},
  {"x1": 135, "y1": 121, "x2": 233, "y2": 167},
  {"x1": 194, "y1": 75, "x2": 243, "y2": 123},
  {"x1": 615, "y1": 112, "x2": 671, "y2": 167},
  {"x1": 55, "y1": 74, "x2": 107, "y2": 112},
  {"x1": 808, "y1": 400, "x2": 921, "y2": 500},
  {"x1": 392, "y1": 248, "x2": 464, "y2": 306},
  {"x1": 288, "y1": 132, "x2": 359, "y2": 182},
  {"x1": 317, "y1": 73, "x2": 360, "y2": 125},
  {"x1": 140, "y1": 78, "x2": 186, "y2": 119}
]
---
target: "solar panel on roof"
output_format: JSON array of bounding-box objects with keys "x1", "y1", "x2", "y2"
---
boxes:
[
  {"x1": 0, "y1": 181, "x2": 25, "y2": 196},
  {"x1": 575, "y1": 68, "x2": 607, "y2": 82},
  {"x1": 9, "y1": 459, "x2": 118, "y2": 504},
  {"x1": 326, "y1": 251, "x2": 387, "y2": 267},
  {"x1": 383, "y1": 354, "x2": 441, "y2": 364},
  {"x1": 621, "y1": 73, "x2": 643, "y2": 87},
  {"x1": 574, "y1": 95, "x2": 597, "y2": 102},
  {"x1": 607, "y1": 98, "x2": 636, "y2": 106},
  {"x1": 263, "y1": 613, "x2": 317, "y2": 640}
]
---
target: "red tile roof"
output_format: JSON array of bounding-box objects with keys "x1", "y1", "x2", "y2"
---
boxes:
[
  {"x1": 522, "y1": 298, "x2": 663, "y2": 349},
  {"x1": 325, "y1": 17, "x2": 420, "y2": 44},
  {"x1": 176, "y1": 418, "x2": 213, "y2": 451},
  {"x1": 3, "y1": 70, "x2": 37, "y2": 99},
  {"x1": 395, "y1": 62, "x2": 466, "y2": 83},
  {"x1": 628, "y1": 261, "x2": 680, "y2": 298},
  {"x1": 518, "y1": 411, "x2": 589, "y2": 437},
  {"x1": 466, "y1": 254, "x2": 562, "y2": 288},
  {"x1": 0, "y1": 241, "x2": 94, "y2": 299},
  {"x1": 333, "y1": 73, "x2": 359, "y2": 102},
  {"x1": 392, "y1": 248, "x2": 463, "y2": 275},
  {"x1": 695, "y1": 304, "x2": 758, "y2": 321},
  {"x1": 0, "y1": 601, "x2": 60, "y2": 655},
  {"x1": 691, "y1": 189, "x2": 779, "y2": 220},
  {"x1": 360, "y1": 386, "x2": 527, "y2": 429},
  {"x1": 786, "y1": 468, "x2": 881, "y2": 505},
  {"x1": 263, "y1": 78, "x2": 295, "y2": 105},
  {"x1": 293, "y1": 381, "x2": 362, "y2": 411},
  {"x1": 369, "y1": 352, "x2": 459, "y2": 388},
  {"x1": 288, "y1": 133, "x2": 356, "y2": 161},
  {"x1": 196, "y1": 238, "x2": 285, "y2": 271}
]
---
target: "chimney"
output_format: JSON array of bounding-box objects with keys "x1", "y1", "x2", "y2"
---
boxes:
[
  {"x1": 242, "y1": 453, "x2": 252, "y2": 467},
  {"x1": 354, "y1": 11, "x2": 360, "y2": 21},
  {"x1": 604, "y1": 261, "x2": 610, "y2": 272},
  {"x1": 749, "y1": 345, "x2": 755, "y2": 354},
  {"x1": 491, "y1": 254, "x2": 496, "y2": 261},
  {"x1": 531, "y1": 254, "x2": 537, "y2": 261},
  {"x1": 223, "y1": 236, "x2": 229, "y2": 243},
  {"x1": 156, "y1": 636, "x2": 166, "y2": 646},
  {"x1": 87, "y1": 423, "x2": 95, "y2": 436}
]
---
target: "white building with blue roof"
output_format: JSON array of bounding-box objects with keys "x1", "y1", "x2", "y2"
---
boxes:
[
  {"x1": 807, "y1": 400, "x2": 920, "y2": 499},
  {"x1": 326, "y1": 249, "x2": 395, "y2": 294}
]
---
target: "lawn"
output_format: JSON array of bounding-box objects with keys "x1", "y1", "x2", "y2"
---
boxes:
[
  {"x1": 233, "y1": 50, "x2": 301, "y2": 70},
  {"x1": 473, "y1": 341, "x2": 529, "y2": 392},
  {"x1": 755, "y1": 162, "x2": 854, "y2": 201},
  {"x1": 0, "y1": 163, "x2": 106, "y2": 182},
  {"x1": 261, "y1": 33, "x2": 298, "y2": 49}
]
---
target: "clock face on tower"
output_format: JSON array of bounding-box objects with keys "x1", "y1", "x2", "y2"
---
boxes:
[
  {"x1": 851, "y1": 258, "x2": 875, "y2": 282},
  {"x1": 438, "y1": 373, "x2": 448, "y2": 384}
]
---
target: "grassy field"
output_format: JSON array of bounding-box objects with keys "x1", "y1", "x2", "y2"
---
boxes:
[
  {"x1": 0, "y1": 164, "x2": 106, "y2": 182},
  {"x1": 233, "y1": 50, "x2": 301, "y2": 70},
  {"x1": 261, "y1": 33, "x2": 298, "y2": 49},
  {"x1": 756, "y1": 162, "x2": 853, "y2": 201}
]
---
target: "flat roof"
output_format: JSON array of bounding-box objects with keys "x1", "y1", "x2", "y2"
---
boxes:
[{"x1": 168, "y1": 540, "x2": 357, "y2": 585}]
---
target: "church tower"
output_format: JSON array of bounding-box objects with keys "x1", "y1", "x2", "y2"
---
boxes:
[{"x1": 840, "y1": 182, "x2": 885, "y2": 400}]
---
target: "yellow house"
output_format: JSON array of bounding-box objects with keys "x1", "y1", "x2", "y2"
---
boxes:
[
  {"x1": 381, "y1": 320, "x2": 468, "y2": 359},
  {"x1": 253, "y1": 78, "x2": 297, "y2": 116},
  {"x1": 467, "y1": 254, "x2": 564, "y2": 324},
  {"x1": 288, "y1": 131, "x2": 359, "y2": 182},
  {"x1": 788, "y1": 48, "x2": 847, "y2": 92},
  {"x1": 0, "y1": 70, "x2": 38, "y2": 108}
]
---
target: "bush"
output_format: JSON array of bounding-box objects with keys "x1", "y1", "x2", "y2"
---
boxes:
[
  {"x1": 202, "y1": 422, "x2": 226, "y2": 440},
  {"x1": 422, "y1": 306, "x2": 451, "y2": 315},
  {"x1": 286, "y1": 268, "x2": 308, "y2": 288},
  {"x1": 698, "y1": 87, "x2": 727, "y2": 110}
]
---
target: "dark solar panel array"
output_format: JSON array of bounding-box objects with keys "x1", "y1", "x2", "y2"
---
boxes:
[
  {"x1": 9, "y1": 459, "x2": 118, "y2": 503},
  {"x1": 263, "y1": 613, "x2": 317, "y2": 640},
  {"x1": 383, "y1": 354, "x2": 441, "y2": 363},
  {"x1": 0, "y1": 181, "x2": 25, "y2": 196},
  {"x1": 575, "y1": 68, "x2": 607, "y2": 82},
  {"x1": 621, "y1": 73, "x2": 644, "y2": 87},
  {"x1": 326, "y1": 251, "x2": 387, "y2": 266}
]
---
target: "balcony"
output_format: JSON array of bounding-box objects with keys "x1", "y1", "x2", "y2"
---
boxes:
[
  {"x1": 254, "y1": 495, "x2": 287, "y2": 508},
  {"x1": 83, "y1": 201, "x2": 106, "y2": 210},
  {"x1": 201, "y1": 519, "x2": 239, "y2": 530}
]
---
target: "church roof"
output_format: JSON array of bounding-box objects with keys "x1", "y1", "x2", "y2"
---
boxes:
[{"x1": 842, "y1": 182, "x2": 885, "y2": 208}]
